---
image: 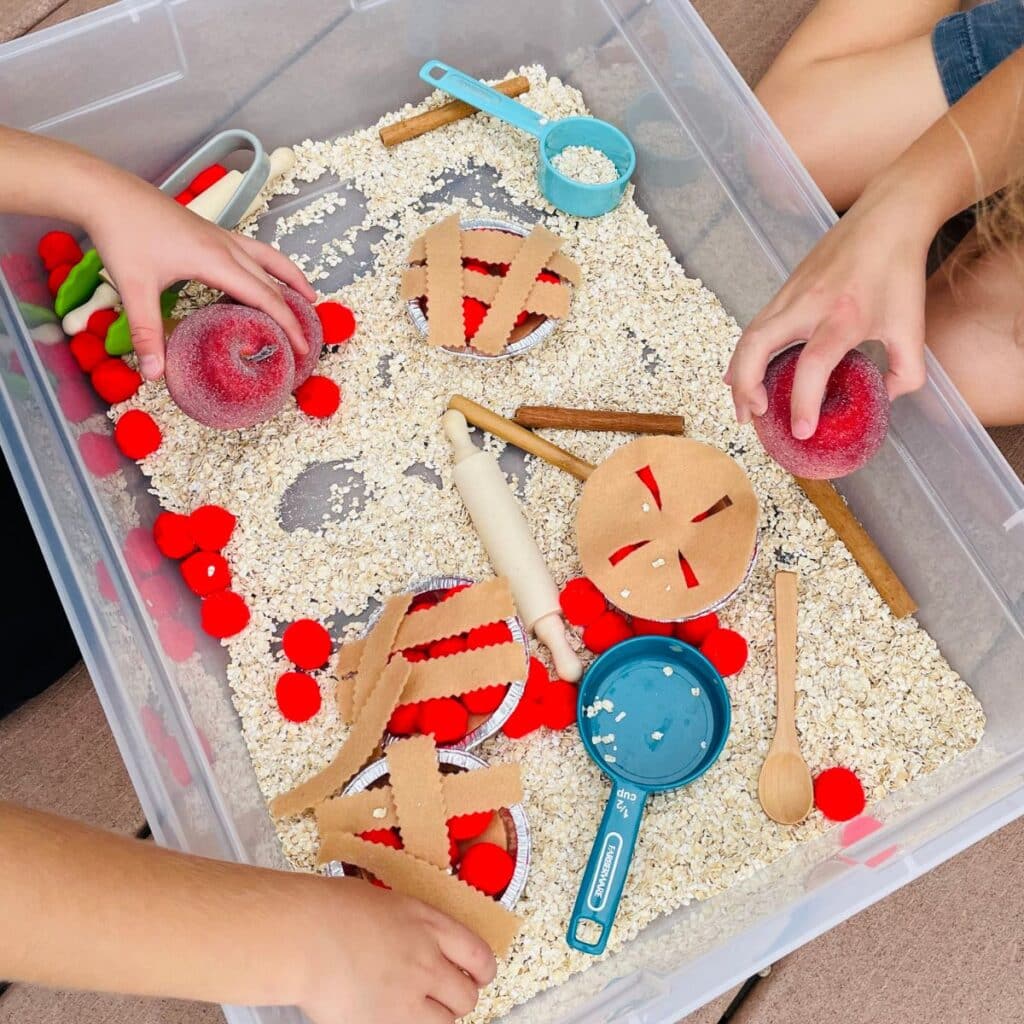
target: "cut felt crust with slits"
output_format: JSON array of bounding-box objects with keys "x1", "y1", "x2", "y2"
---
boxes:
[
  {"x1": 385, "y1": 735, "x2": 451, "y2": 870},
  {"x1": 576, "y1": 436, "x2": 759, "y2": 621}
]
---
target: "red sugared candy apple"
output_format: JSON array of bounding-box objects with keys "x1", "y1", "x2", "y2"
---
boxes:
[{"x1": 754, "y1": 344, "x2": 890, "y2": 479}]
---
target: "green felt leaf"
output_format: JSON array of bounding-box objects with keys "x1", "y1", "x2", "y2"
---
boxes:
[
  {"x1": 104, "y1": 289, "x2": 179, "y2": 356},
  {"x1": 54, "y1": 249, "x2": 103, "y2": 318}
]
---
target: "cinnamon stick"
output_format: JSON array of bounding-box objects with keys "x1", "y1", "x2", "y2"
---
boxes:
[
  {"x1": 514, "y1": 405, "x2": 685, "y2": 435},
  {"x1": 795, "y1": 476, "x2": 917, "y2": 619},
  {"x1": 380, "y1": 76, "x2": 530, "y2": 147}
]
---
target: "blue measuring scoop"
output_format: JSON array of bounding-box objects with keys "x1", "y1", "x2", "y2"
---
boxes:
[
  {"x1": 420, "y1": 61, "x2": 636, "y2": 217},
  {"x1": 567, "y1": 635, "x2": 731, "y2": 955}
]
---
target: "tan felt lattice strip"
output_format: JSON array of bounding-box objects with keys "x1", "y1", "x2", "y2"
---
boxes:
[
  {"x1": 336, "y1": 675, "x2": 355, "y2": 722},
  {"x1": 401, "y1": 267, "x2": 570, "y2": 319},
  {"x1": 423, "y1": 214, "x2": 464, "y2": 347},
  {"x1": 386, "y1": 736, "x2": 450, "y2": 870},
  {"x1": 409, "y1": 231, "x2": 581, "y2": 286},
  {"x1": 316, "y1": 762, "x2": 524, "y2": 835},
  {"x1": 349, "y1": 593, "x2": 413, "y2": 721},
  {"x1": 317, "y1": 834, "x2": 523, "y2": 956},
  {"x1": 401, "y1": 641, "x2": 526, "y2": 704},
  {"x1": 270, "y1": 656, "x2": 412, "y2": 819}
]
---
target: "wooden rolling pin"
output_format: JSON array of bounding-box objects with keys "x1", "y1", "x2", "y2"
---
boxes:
[
  {"x1": 443, "y1": 409, "x2": 582, "y2": 682},
  {"x1": 514, "y1": 406, "x2": 685, "y2": 435},
  {"x1": 381, "y1": 76, "x2": 530, "y2": 147}
]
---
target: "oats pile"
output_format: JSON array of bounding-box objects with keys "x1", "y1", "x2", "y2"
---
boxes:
[
  {"x1": 110, "y1": 66, "x2": 984, "y2": 1022},
  {"x1": 549, "y1": 144, "x2": 620, "y2": 184}
]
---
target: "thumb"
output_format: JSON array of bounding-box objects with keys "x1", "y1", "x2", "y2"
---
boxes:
[{"x1": 119, "y1": 281, "x2": 167, "y2": 381}]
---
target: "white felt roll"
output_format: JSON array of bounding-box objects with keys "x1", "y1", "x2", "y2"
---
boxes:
[
  {"x1": 186, "y1": 169, "x2": 244, "y2": 222},
  {"x1": 61, "y1": 282, "x2": 120, "y2": 336}
]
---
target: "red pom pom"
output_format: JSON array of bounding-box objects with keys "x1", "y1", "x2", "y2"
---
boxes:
[
  {"x1": 632, "y1": 617, "x2": 673, "y2": 636},
  {"x1": 418, "y1": 697, "x2": 469, "y2": 743},
  {"x1": 465, "y1": 621, "x2": 513, "y2": 650},
  {"x1": 387, "y1": 702, "x2": 420, "y2": 735},
  {"x1": 164, "y1": 739, "x2": 192, "y2": 787},
  {"x1": 86, "y1": 308, "x2": 119, "y2": 339},
  {"x1": 189, "y1": 163, "x2": 228, "y2": 194},
  {"x1": 559, "y1": 577, "x2": 607, "y2": 627},
  {"x1": 57, "y1": 376, "x2": 94, "y2": 423},
  {"x1": 69, "y1": 331, "x2": 107, "y2": 373},
  {"x1": 152, "y1": 511, "x2": 196, "y2": 559},
  {"x1": 700, "y1": 628, "x2": 748, "y2": 677},
  {"x1": 282, "y1": 619, "x2": 332, "y2": 670},
  {"x1": 38, "y1": 231, "x2": 83, "y2": 271},
  {"x1": 315, "y1": 301, "x2": 356, "y2": 344},
  {"x1": 458, "y1": 842, "x2": 515, "y2": 896},
  {"x1": 582, "y1": 610, "x2": 633, "y2": 654},
  {"x1": 462, "y1": 684, "x2": 508, "y2": 715},
  {"x1": 124, "y1": 526, "x2": 163, "y2": 579},
  {"x1": 180, "y1": 551, "x2": 231, "y2": 596},
  {"x1": 541, "y1": 680, "x2": 578, "y2": 730},
  {"x1": 77, "y1": 432, "x2": 120, "y2": 477},
  {"x1": 189, "y1": 504, "x2": 236, "y2": 551},
  {"x1": 448, "y1": 811, "x2": 493, "y2": 841},
  {"x1": 200, "y1": 590, "x2": 250, "y2": 638},
  {"x1": 48, "y1": 263, "x2": 74, "y2": 295},
  {"x1": 294, "y1": 375, "x2": 340, "y2": 418},
  {"x1": 95, "y1": 560, "x2": 118, "y2": 603},
  {"x1": 675, "y1": 612, "x2": 718, "y2": 646},
  {"x1": 501, "y1": 694, "x2": 545, "y2": 739},
  {"x1": 359, "y1": 828, "x2": 402, "y2": 849},
  {"x1": 463, "y1": 297, "x2": 488, "y2": 341},
  {"x1": 91, "y1": 358, "x2": 142, "y2": 404},
  {"x1": 114, "y1": 409, "x2": 162, "y2": 459},
  {"x1": 275, "y1": 671, "x2": 322, "y2": 722},
  {"x1": 814, "y1": 767, "x2": 865, "y2": 822},
  {"x1": 527, "y1": 656, "x2": 549, "y2": 691},
  {"x1": 139, "y1": 574, "x2": 180, "y2": 619},
  {"x1": 429, "y1": 635, "x2": 467, "y2": 659},
  {"x1": 174, "y1": 190, "x2": 195, "y2": 205},
  {"x1": 158, "y1": 618, "x2": 196, "y2": 662}
]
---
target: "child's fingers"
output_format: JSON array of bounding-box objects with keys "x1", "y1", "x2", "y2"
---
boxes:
[
  {"x1": 883, "y1": 339, "x2": 928, "y2": 400},
  {"x1": 421, "y1": 1000, "x2": 457, "y2": 1024},
  {"x1": 235, "y1": 235, "x2": 316, "y2": 301},
  {"x1": 119, "y1": 279, "x2": 167, "y2": 381},
  {"x1": 427, "y1": 958, "x2": 480, "y2": 1020},
  {"x1": 430, "y1": 916, "x2": 496, "y2": 987},
  {"x1": 789, "y1": 315, "x2": 862, "y2": 438},
  {"x1": 729, "y1": 312, "x2": 802, "y2": 423}
]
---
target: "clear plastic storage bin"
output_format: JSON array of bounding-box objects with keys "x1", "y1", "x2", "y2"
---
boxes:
[{"x1": 3, "y1": 2, "x2": 1024, "y2": 1022}]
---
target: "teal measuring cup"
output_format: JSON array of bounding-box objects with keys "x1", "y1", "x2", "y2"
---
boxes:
[
  {"x1": 567, "y1": 635, "x2": 731, "y2": 955},
  {"x1": 420, "y1": 61, "x2": 636, "y2": 217}
]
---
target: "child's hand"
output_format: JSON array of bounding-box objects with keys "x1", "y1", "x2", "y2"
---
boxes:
[
  {"x1": 295, "y1": 878, "x2": 496, "y2": 1023},
  {"x1": 85, "y1": 173, "x2": 316, "y2": 381},
  {"x1": 725, "y1": 180, "x2": 933, "y2": 439}
]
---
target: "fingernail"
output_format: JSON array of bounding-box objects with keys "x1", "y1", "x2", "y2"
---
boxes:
[
  {"x1": 792, "y1": 418, "x2": 814, "y2": 440},
  {"x1": 140, "y1": 355, "x2": 162, "y2": 380}
]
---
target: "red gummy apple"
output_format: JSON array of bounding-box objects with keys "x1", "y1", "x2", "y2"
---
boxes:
[
  {"x1": 754, "y1": 344, "x2": 890, "y2": 479},
  {"x1": 280, "y1": 285, "x2": 324, "y2": 385},
  {"x1": 165, "y1": 305, "x2": 296, "y2": 429}
]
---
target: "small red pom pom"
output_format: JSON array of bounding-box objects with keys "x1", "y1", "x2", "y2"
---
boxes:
[
  {"x1": 124, "y1": 526, "x2": 163, "y2": 579},
  {"x1": 276, "y1": 671, "x2": 322, "y2": 722},
  {"x1": 91, "y1": 358, "x2": 142, "y2": 404},
  {"x1": 114, "y1": 409, "x2": 162, "y2": 459},
  {"x1": 700, "y1": 628, "x2": 748, "y2": 677},
  {"x1": 174, "y1": 190, "x2": 195, "y2": 205},
  {"x1": 559, "y1": 577, "x2": 607, "y2": 627},
  {"x1": 462, "y1": 684, "x2": 508, "y2": 715},
  {"x1": 152, "y1": 511, "x2": 196, "y2": 559},
  {"x1": 387, "y1": 702, "x2": 420, "y2": 735},
  {"x1": 463, "y1": 297, "x2": 488, "y2": 341},
  {"x1": 77, "y1": 432, "x2": 120, "y2": 477},
  {"x1": 429, "y1": 635, "x2": 467, "y2": 659},
  {"x1": 448, "y1": 810, "x2": 493, "y2": 841},
  {"x1": 86, "y1": 308, "x2": 119, "y2": 339},
  {"x1": 315, "y1": 301, "x2": 357, "y2": 344},
  {"x1": 188, "y1": 163, "x2": 228, "y2": 194},
  {"x1": 526, "y1": 656, "x2": 549, "y2": 691},
  {"x1": 632, "y1": 617, "x2": 673, "y2": 636},
  {"x1": 418, "y1": 697, "x2": 469, "y2": 743},
  {"x1": 139, "y1": 574, "x2": 180, "y2": 619},
  {"x1": 541, "y1": 680, "x2": 578, "y2": 730},
  {"x1": 295, "y1": 375, "x2": 340, "y2": 418},
  {"x1": 57, "y1": 376, "x2": 94, "y2": 423},
  {"x1": 458, "y1": 842, "x2": 515, "y2": 896},
  {"x1": 38, "y1": 231, "x2": 83, "y2": 271},
  {"x1": 69, "y1": 332, "x2": 107, "y2": 373},
  {"x1": 165, "y1": 739, "x2": 192, "y2": 787},
  {"x1": 189, "y1": 504, "x2": 236, "y2": 551},
  {"x1": 48, "y1": 262, "x2": 74, "y2": 295},
  {"x1": 158, "y1": 618, "x2": 195, "y2": 662},
  {"x1": 501, "y1": 694, "x2": 545, "y2": 739},
  {"x1": 675, "y1": 612, "x2": 718, "y2": 646},
  {"x1": 282, "y1": 619, "x2": 332, "y2": 670},
  {"x1": 465, "y1": 621, "x2": 513, "y2": 649},
  {"x1": 180, "y1": 550, "x2": 231, "y2": 596},
  {"x1": 359, "y1": 828, "x2": 402, "y2": 849},
  {"x1": 582, "y1": 610, "x2": 633, "y2": 654},
  {"x1": 814, "y1": 767, "x2": 865, "y2": 822},
  {"x1": 200, "y1": 590, "x2": 250, "y2": 638}
]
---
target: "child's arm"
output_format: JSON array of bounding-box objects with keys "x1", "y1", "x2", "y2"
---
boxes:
[
  {"x1": 728, "y1": 47, "x2": 1024, "y2": 438},
  {"x1": 0, "y1": 801, "x2": 493, "y2": 1022},
  {"x1": 0, "y1": 125, "x2": 315, "y2": 381}
]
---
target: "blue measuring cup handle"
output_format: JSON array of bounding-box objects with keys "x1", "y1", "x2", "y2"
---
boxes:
[
  {"x1": 567, "y1": 780, "x2": 648, "y2": 956},
  {"x1": 420, "y1": 61, "x2": 547, "y2": 140}
]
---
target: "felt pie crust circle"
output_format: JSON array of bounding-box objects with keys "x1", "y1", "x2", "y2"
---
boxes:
[{"x1": 576, "y1": 436, "x2": 759, "y2": 621}]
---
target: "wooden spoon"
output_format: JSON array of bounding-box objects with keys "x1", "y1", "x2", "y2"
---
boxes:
[{"x1": 758, "y1": 570, "x2": 814, "y2": 825}]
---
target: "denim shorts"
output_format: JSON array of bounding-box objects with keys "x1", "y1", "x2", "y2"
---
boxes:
[{"x1": 933, "y1": 0, "x2": 1024, "y2": 105}]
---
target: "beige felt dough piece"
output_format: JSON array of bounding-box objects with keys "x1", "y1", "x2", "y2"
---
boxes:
[
  {"x1": 186, "y1": 169, "x2": 244, "y2": 222},
  {"x1": 385, "y1": 736, "x2": 451, "y2": 871},
  {"x1": 350, "y1": 592, "x2": 413, "y2": 719},
  {"x1": 61, "y1": 282, "x2": 119, "y2": 336},
  {"x1": 423, "y1": 213, "x2": 464, "y2": 347},
  {"x1": 400, "y1": 641, "x2": 527, "y2": 704},
  {"x1": 576, "y1": 436, "x2": 759, "y2": 621}
]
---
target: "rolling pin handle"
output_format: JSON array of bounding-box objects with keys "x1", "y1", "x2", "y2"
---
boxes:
[
  {"x1": 534, "y1": 612, "x2": 583, "y2": 682},
  {"x1": 443, "y1": 409, "x2": 477, "y2": 464}
]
